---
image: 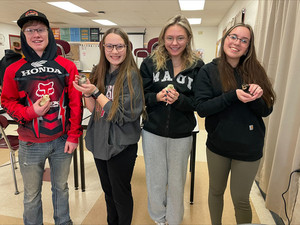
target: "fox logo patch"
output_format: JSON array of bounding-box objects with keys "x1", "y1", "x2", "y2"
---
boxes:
[{"x1": 36, "y1": 82, "x2": 54, "y2": 97}]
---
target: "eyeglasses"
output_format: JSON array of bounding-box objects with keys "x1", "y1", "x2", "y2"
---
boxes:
[
  {"x1": 165, "y1": 36, "x2": 187, "y2": 43},
  {"x1": 23, "y1": 28, "x2": 48, "y2": 35},
  {"x1": 227, "y1": 34, "x2": 249, "y2": 45},
  {"x1": 103, "y1": 44, "x2": 126, "y2": 52}
]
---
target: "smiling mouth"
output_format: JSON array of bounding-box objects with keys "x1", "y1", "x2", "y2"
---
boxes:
[
  {"x1": 230, "y1": 47, "x2": 239, "y2": 52},
  {"x1": 110, "y1": 55, "x2": 120, "y2": 59},
  {"x1": 170, "y1": 47, "x2": 181, "y2": 51}
]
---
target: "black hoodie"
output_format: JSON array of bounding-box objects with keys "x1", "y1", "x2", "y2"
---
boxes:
[
  {"x1": 20, "y1": 28, "x2": 57, "y2": 62},
  {"x1": 0, "y1": 49, "x2": 22, "y2": 85},
  {"x1": 140, "y1": 56, "x2": 204, "y2": 138},
  {"x1": 194, "y1": 58, "x2": 273, "y2": 161}
]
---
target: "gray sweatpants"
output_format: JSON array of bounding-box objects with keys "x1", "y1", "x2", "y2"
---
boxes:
[
  {"x1": 142, "y1": 130, "x2": 192, "y2": 225},
  {"x1": 206, "y1": 148, "x2": 261, "y2": 225}
]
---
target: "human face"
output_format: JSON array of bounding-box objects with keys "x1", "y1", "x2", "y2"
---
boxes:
[
  {"x1": 23, "y1": 22, "x2": 49, "y2": 57},
  {"x1": 164, "y1": 24, "x2": 189, "y2": 58},
  {"x1": 223, "y1": 26, "x2": 250, "y2": 67},
  {"x1": 103, "y1": 33, "x2": 127, "y2": 72}
]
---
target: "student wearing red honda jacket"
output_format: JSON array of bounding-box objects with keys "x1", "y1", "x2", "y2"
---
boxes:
[{"x1": 1, "y1": 9, "x2": 82, "y2": 225}]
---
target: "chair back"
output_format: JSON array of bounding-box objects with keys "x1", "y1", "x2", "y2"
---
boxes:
[
  {"x1": 0, "y1": 114, "x2": 20, "y2": 194},
  {"x1": 134, "y1": 48, "x2": 149, "y2": 58},
  {"x1": 147, "y1": 37, "x2": 159, "y2": 53},
  {"x1": 0, "y1": 115, "x2": 17, "y2": 150},
  {"x1": 0, "y1": 115, "x2": 9, "y2": 129},
  {"x1": 56, "y1": 39, "x2": 71, "y2": 57}
]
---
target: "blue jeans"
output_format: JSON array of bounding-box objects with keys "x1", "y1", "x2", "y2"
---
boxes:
[{"x1": 19, "y1": 135, "x2": 73, "y2": 225}]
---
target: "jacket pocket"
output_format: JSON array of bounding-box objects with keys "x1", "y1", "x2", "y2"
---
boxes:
[{"x1": 212, "y1": 118, "x2": 265, "y2": 149}]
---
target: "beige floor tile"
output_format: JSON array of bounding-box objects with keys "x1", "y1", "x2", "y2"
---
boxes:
[{"x1": 0, "y1": 121, "x2": 274, "y2": 225}]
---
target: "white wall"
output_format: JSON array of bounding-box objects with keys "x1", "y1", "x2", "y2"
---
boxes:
[
  {"x1": 0, "y1": 23, "x2": 20, "y2": 58},
  {"x1": 144, "y1": 26, "x2": 161, "y2": 47},
  {"x1": 218, "y1": 0, "x2": 259, "y2": 39},
  {"x1": 192, "y1": 27, "x2": 218, "y2": 63}
]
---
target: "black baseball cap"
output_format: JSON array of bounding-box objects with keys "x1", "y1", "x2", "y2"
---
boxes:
[{"x1": 17, "y1": 9, "x2": 49, "y2": 28}]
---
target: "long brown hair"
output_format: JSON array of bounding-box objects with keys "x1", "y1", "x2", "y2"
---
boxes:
[
  {"x1": 218, "y1": 23, "x2": 276, "y2": 107},
  {"x1": 152, "y1": 14, "x2": 199, "y2": 71},
  {"x1": 90, "y1": 27, "x2": 146, "y2": 121}
]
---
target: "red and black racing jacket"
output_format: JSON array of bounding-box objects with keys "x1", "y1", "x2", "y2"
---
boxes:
[{"x1": 1, "y1": 29, "x2": 82, "y2": 144}]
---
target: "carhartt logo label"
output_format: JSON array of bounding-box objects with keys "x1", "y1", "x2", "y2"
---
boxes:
[
  {"x1": 36, "y1": 82, "x2": 54, "y2": 97},
  {"x1": 32, "y1": 60, "x2": 47, "y2": 67},
  {"x1": 21, "y1": 61, "x2": 62, "y2": 76}
]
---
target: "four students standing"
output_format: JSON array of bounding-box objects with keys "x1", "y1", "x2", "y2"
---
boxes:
[{"x1": 0, "y1": 9, "x2": 276, "y2": 225}]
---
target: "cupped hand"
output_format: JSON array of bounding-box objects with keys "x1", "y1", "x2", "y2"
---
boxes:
[
  {"x1": 73, "y1": 75, "x2": 97, "y2": 96},
  {"x1": 248, "y1": 84, "x2": 263, "y2": 99},
  {"x1": 165, "y1": 88, "x2": 179, "y2": 105},
  {"x1": 236, "y1": 84, "x2": 263, "y2": 103},
  {"x1": 33, "y1": 98, "x2": 51, "y2": 116},
  {"x1": 157, "y1": 88, "x2": 168, "y2": 103}
]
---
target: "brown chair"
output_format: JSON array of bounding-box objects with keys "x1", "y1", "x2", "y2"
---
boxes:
[{"x1": 0, "y1": 115, "x2": 20, "y2": 195}]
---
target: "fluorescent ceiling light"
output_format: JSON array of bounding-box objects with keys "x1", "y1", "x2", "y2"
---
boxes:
[
  {"x1": 188, "y1": 18, "x2": 202, "y2": 25},
  {"x1": 47, "y1": 2, "x2": 88, "y2": 13},
  {"x1": 93, "y1": 19, "x2": 117, "y2": 26},
  {"x1": 179, "y1": 0, "x2": 205, "y2": 10}
]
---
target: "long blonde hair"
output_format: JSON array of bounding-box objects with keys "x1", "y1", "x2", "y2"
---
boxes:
[
  {"x1": 90, "y1": 27, "x2": 145, "y2": 121},
  {"x1": 218, "y1": 23, "x2": 276, "y2": 107},
  {"x1": 151, "y1": 14, "x2": 198, "y2": 71}
]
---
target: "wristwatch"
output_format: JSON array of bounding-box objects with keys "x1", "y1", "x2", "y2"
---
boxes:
[{"x1": 92, "y1": 88, "x2": 101, "y2": 99}]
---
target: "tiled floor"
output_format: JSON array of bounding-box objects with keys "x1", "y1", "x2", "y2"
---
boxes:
[{"x1": 0, "y1": 116, "x2": 276, "y2": 224}]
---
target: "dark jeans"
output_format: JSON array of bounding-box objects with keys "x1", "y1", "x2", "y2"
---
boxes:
[{"x1": 94, "y1": 144, "x2": 138, "y2": 225}]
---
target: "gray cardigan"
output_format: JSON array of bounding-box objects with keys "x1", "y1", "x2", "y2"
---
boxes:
[{"x1": 85, "y1": 69, "x2": 143, "y2": 160}]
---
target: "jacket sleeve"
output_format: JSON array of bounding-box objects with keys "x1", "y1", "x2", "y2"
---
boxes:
[
  {"x1": 103, "y1": 71, "x2": 143, "y2": 126},
  {"x1": 66, "y1": 64, "x2": 83, "y2": 143},
  {"x1": 247, "y1": 98, "x2": 273, "y2": 117},
  {"x1": 171, "y1": 93, "x2": 195, "y2": 112},
  {"x1": 172, "y1": 59, "x2": 205, "y2": 112},
  {"x1": 194, "y1": 66, "x2": 238, "y2": 118},
  {"x1": 1, "y1": 62, "x2": 39, "y2": 124},
  {"x1": 140, "y1": 58, "x2": 160, "y2": 107}
]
